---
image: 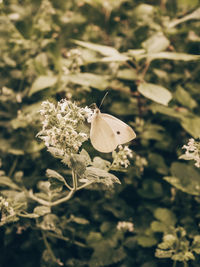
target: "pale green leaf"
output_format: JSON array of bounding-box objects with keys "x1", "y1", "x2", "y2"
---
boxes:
[
  {"x1": 174, "y1": 86, "x2": 197, "y2": 109},
  {"x1": 65, "y1": 73, "x2": 109, "y2": 90},
  {"x1": 148, "y1": 153, "x2": 168, "y2": 175},
  {"x1": 0, "y1": 176, "x2": 21, "y2": 190},
  {"x1": 85, "y1": 167, "x2": 121, "y2": 186},
  {"x1": 154, "y1": 208, "x2": 177, "y2": 225},
  {"x1": 101, "y1": 54, "x2": 130, "y2": 62},
  {"x1": 46, "y1": 169, "x2": 66, "y2": 184},
  {"x1": 168, "y1": 7, "x2": 200, "y2": 28},
  {"x1": 164, "y1": 162, "x2": 200, "y2": 195},
  {"x1": 136, "y1": 235, "x2": 158, "y2": 247},
  {"x1": 69, "y1": 215, "x2": 89, "y2": 224},
  {"x1": 151, "y1": 104, "x2": 184, "y2": 119},
  {"x1": 138, "y1": 179, "x2": 163, "y2": 199},
  {"x1": 72, "y1": 39, "x2": 121, "y2": 57},
  {"x1": 29, "y1": 75, "x2": 57, "y2": 96},
  {"x1": 34, "y1": 206, "x2": 51, "y2": 216},
  {"x1": 181, "y1": 117, "x2": 200, "y2": 138},
  {"x1": 116, "y1": 69, "x2": 138, "y2": 80},
  {"x1": 145, "y1": 52, "x2": 200, "y2": 61},
  {"x1": 92, "y1": 157, "x2": 111, "y2": 170},
  {"x1": 138, "y1": 82, "x2": 172, "y2": 105},
  {"x1": 142, "y1": 33, "x2": 170, "y2": 53},
  {"x1": 151, "y1": 221, "x2": 167, "y2": 232}
]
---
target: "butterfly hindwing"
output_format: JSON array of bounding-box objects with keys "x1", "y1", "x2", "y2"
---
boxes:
[{"x1": 100, "y1": 113, "x2": 136, "y2": 145}]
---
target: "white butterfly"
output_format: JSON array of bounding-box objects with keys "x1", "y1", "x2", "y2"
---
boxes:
[{"x1": 90, "y1": 108, "x2": 136, "y2": 153}]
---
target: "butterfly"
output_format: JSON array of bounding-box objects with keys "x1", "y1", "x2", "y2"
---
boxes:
[{"x1": 90, "y1": 108, "x2": 136, "y2": 153}]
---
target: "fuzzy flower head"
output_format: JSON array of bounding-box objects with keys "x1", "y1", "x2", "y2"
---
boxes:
[
  {"x1": 37, "y1": 100, "x2": 92, "y2": 155},
  {"x1": 181, "y1": 138, "x2": 200, "y2": 168},
  {"x1": 112, "y1": 145, "x2": 133, "y2": 168}
]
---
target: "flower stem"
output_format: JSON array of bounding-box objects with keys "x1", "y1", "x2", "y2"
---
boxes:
[
  {"x1": 41, "y1": 230, "x2": 57, "y2": 263},
  {"x1": 72, "y1": 170, "x2": 77, "y2": 190}
]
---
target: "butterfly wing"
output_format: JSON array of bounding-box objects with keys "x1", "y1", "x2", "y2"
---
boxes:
[
  {"x1": 101, "y1": 113, "x2": 136, "y2": 145},
  {"x1": 90, "y1": 112, "x2": 118, "y2": 153}
]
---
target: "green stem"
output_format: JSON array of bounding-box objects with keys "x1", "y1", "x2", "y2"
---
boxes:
[
  {"x1": 141, "y1": 60, "x2": 151, "y2": 80},
  {"x1": 72, "y1": 170, "x2": 77, "y2": 190},
  {"x1": 28, "y1": 189, "x2": 74, "y2": 207},
  {"x1": 41, "y1": 230, "x2": 58, "y2": 263},
  {"x1": 8, "y1": 158, "x2": 18, "y2": 177},
  {"x1": 63, "y1": 179, "x2": 73, "y2": 191},
  {"x1": 77, "y1": 181, "x2": 94, "y2": 191},
  {"x1": 47, "y1": 232, "x2": 86, "y2": 247},
  {"x1": 28, "y1": 170, "x2": 93, "y2": 207},
  {"x1": 172, "y1": 260, "x2": 177, "y2": 267}
]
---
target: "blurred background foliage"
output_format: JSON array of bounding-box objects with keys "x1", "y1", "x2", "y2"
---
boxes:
[{"x1": 0, "y1": 0, "x2": 200, "y2": 266}]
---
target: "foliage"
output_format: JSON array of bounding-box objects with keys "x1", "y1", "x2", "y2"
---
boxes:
[{"x1": 0, "y1": 0, "x2": 200, "y2": 266}]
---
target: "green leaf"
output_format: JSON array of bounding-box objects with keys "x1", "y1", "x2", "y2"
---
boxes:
[
  {"x1": 69, "y1": 215, "x2": 89, "y2": 225},
  {"x1": 85, "y1": 167, "x2": 121, "y2": 186},
  {"x1": 33, "y1": 206, "x2": 51, "y2": 216},
  {"x1": 164, "y1": 162, "x2": 200, "y2": 195},
  {"x1": 154, "y1": 208, "x2": 177, "y2": 226},
  {"x1": 141, "y1": 52, "x2": 200, "y2": 61},
  {"x1": 155, "y1": 248, "x2": 173, "y2": 258},
  {"x1": 101, "y1": 54, "x2": 130, "y2": 62},
  {"x1": 89, "y1": 241, "x2": 126, "y2": 267},
  {"x1": 37, "y1": 214, "x2": 61, "y2": 234},
  {"x1": 80, "y1": 149, "x2": 92, "y2": 166},
  {"x1": 151, "y1": 103, "x2": 184, "y2": 119},
  {"x1": 142, "y1": 33, "x2": 170, "y2": 53},
  {"x1": 151, "y1": 221, "x2": 168, "y2": 232},
  {"x1": 168, "y1": 7, "x2": 200, "y2": 28},
  {"x1": 46, "y1": 169, "x2": 66, "y2": 184},
  {"x1": 29, "y1": 75, "x2": 57, "y2": 96},
  {"x1": 92, "y1": 157, "x2": 111, "y2": 170},
  {"x1": 70, "y1": 154, "x2": 87, "y2": 177},
  {"x1": 174, "y1": 86, "x2": 197, "y2": 109},
  {"x1": 192, "y1": 235, "x2": 200, "y2": 254},
  {"x1": 138, "y1": 179, "x2": 163, "y2": 199},
  {"x1": 46, "y1": 169, "x2": 66, "y2": 192},
  {"x1": 72, "y1": 39, "x2": 122, "y2": 57},
  {"x1": 0, "y1": 176, "x2": 21, "y2": 190},
  {"x1": 148, "y1": 153, "x2": 168, "y2": 175},
  {"x1": 116, "y1": 68, "x2": 138, "y2": 80},
  {"x1": 65, "y1": 73, "x2": 109, "y2": 90},
  {"x1": 180, "y1": 117, "x2": 200, "y2": 138},
  {"x1": 141, "y1": 124, "x2": 165, "y2": 141},
  {"x1": 87, "y1": 232, "x2": 103, "y2": 245},
  {"x1": 138, "y1": 82, "x2": 172, "y2": 105},
  {"x1": 136, "y1": 235, "x2": 158, "y2": 247},
  {"x1": 109, "y1": 100, "x2": 138, "y2": 115}
]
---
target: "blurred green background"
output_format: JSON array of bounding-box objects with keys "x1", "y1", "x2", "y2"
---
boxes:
[{"x1": 0, "y1": 0, "x2": 200, "y2": 266}]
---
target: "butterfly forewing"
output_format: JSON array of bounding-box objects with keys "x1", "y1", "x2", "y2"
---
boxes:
[
  {"x1": 90, "y1": 112, "x2": 118, "y2": 153},
  {"x1": 100, "y1": 113, "x2": 136, "y2": 145}
]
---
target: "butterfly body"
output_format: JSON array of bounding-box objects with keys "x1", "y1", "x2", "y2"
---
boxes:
[{"x1": 90, "y1": 108, "x2": 136, "y2": 153}]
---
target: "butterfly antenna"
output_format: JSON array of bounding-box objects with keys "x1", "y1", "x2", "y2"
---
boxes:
[{"x1": 99, "y1": 91, "x2": 109, "y2": 109}]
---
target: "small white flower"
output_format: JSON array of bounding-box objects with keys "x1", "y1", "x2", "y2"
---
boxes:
[
  {"x1": 117, "y1": 221, "x2": 134, "y2": 232},
  {"x1": 182, "y1": 138, "x2": 200, "y2": 168},
  {"x1": 112, "y1": 145, "x2": 133, "y2": 168}
]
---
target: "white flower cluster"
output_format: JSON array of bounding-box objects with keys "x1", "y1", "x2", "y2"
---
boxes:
[
  {"x1": 38, "y1": 100, "x2": 92, "y2": 154},
  {"x1": 135, "y1": 155, "x2": 148, "y2": 172},
  {"x1": 117, "y1": 221, "x2": 134, "y2": 232},
  {"x1": 112, "y1": 145, "x2": 133, "y2": 168},
  {"x1": 182, "y1": 138, "x2": 200, "y2": 168},
  {"x1": 0, "y1": 196, "x2": 15, "y2": 225}
]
